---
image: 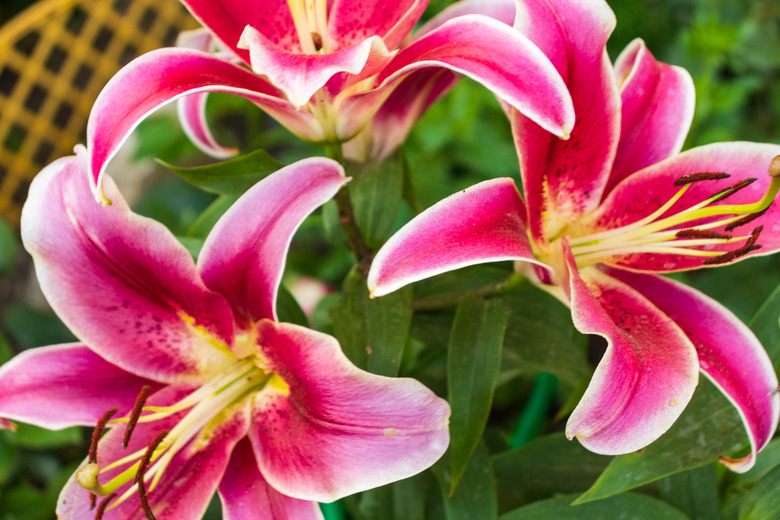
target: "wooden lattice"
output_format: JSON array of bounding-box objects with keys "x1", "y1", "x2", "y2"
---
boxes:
[{"x1": 0, "y1": 0, "x2": 198, "y2": 226}]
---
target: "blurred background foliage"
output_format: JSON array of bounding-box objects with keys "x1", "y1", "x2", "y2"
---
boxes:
[{"x1": 0, "y1": 0, "x2": 779, "y2": 519}]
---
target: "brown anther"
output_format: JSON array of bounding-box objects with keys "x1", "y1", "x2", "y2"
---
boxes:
[
  {"x1": 710, "y1": 178, "x2": 757, "y2": 203},
  {"x1": 135, "y1": 429, "x2": 168, "y2": 520},
  {"x1": 89, "y1": 407, "x2": 120, "y2": 463},
  {"x1": 124, "y1": 385, "x2": 151, "y2": 449},
  {"x1": 724, "y1": 207, "x2": 769, "y2": 231},
  {"x1": 90, "y1": 493, "x2": 97, "y2": 510},
  {"x1": 703, "y1": 244, "x2": 762, "y2": 265},
  {"x1": 673, "y1": 172, "x2": 730, "y2": 186},
  {"x1": 311, "y1": 31, "x2": 323, "y2": 51},
  {"x1": 94, "y1": 493, "x2": 117, "y2": 520},
  {"x1": 745, "y1": 225, "x2": 764, "y2": 247},
  {"x1": 675, "y1": 229, "x2": 732, "y2": 240}
]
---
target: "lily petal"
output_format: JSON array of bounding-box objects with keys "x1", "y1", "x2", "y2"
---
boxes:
[
  {"x1": 415, "y1": 0, "x2": 516, "y2": 38},
  {"x1": 328, "y1": 0, "x2": 428, "y2": 51},
  {"x1": 511, "y1": 0, "x2": 619, "y2": 244},
  {"x1": 198, "y1": 158, "x2": 347, "y2": 326},
  {"x1": 57, "y1": 385, "x2": 249, "y2": 519},
  {"x1": 342, "y1": 68, "x2": 457, "y2": 161},
  {"x1": 378, "y1": 15, "x2": 574, "y2": 139},
  {"x1": 176, "y1": 29, "x2": 239, "y2": 160},
  {"x1": 180, "y1": 0, "x2": 299, "y2": 61},
  {"x1": 87, "y1": 48, "x2": 318, "y2": 192},
  {"x1": 0, "y1": 344, "x2": 161, "y2": 430},
  {"x1": 605, "y1": 267, "x2": 780, "y2": 472},
  {"x1": 21, "y1": 153, "x2": 237, "y2": 383},
  {"x1": 248, "y1": 321, "x2": 450, "y2": 502},
  {"x1": 589, "y1": 142, "x2": 780, "y2": 272},
  {"x1": 219, "y1": 439, "x2": 323, "y2": 520},
  {"x1": 240, "y1": 27, "x2": 390, "y2": 109},
  {"x1": 369, "y1": 178, "x2": 542, "y2": 297},
  {"x1": 606, "y1": 39, "x2": 695, "y2": 193},
  {"x1": 560, "y1": 240, "x2": 700, "y2": 454}
]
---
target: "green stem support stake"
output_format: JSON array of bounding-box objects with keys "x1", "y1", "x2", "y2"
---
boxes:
[{"x1": 509, "y1": 372, "x2": 559, "y2": 449}]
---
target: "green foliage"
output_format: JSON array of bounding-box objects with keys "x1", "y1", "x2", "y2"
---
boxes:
[
  {"x1": 448, "y1": 293, "x2": 510, "y2": 493},
  {"x1": 329, "y1": 268, "x2": 414, "y2": 376},
  {"x1": 500, "y1": 493, "x2": 690, "y2": 520},
  {"x1": 159, "y1": 149, "x2": 284, "y2": 196}
]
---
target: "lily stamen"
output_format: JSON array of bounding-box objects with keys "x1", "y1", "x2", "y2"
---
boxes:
[
  {"x1": 94, "y1": 493, "x2": 117, "y2": 520},
  {"x1": 136, "y1": 430, "x2": 167, "y2": 520},
  {"x1": 78, "y1": 359, "x2": 271, "y2": 513},
  {"x1": 124, "y1": 386, "x2": 151, "y2": 449},
  {"x1": 569, "y1": 161, "x2": 780, "y2": 266}
]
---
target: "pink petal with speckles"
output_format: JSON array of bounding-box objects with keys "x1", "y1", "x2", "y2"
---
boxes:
[
  {"x1": 218, "y1": 439, "x2": 323, "y2": 520},
  {"x1": 328, "y1": 0, "x2": 428, "y2": 51},
  {"x1": 181, "y1": 0, "x2": 299, "y2": 61},
  {"x1": 248, "y1": 321, "x2": 450, "y2": 502},
  {"x1": 606, "y1": 39, "x2": 695, "y2": 193},
  {"x1": 511, "y1": 0, "x2": 619, "y2": 244},
  {"x1": 198, "y1": 158, "x2": 346, "y2": 327},
  {"x1": 604, "y1": 267, "x2": 780, "y2": 472},
  {"x1": 21, "y1": 152, "x2": 237, "y2": 384},
  {"x1": 0, "y1": 343, "x2": 161, "y2": 430},
  {"x1": 369, "y1": 178, "x2": 546, "y2": 297},
  {"x1": 560, "y1": 240, "x2": 700, "y2": 454}
]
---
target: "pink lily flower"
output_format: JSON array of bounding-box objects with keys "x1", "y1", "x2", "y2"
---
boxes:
[
  {"x1": 367, "y1": 0, "x2": 780, "y2": 472},
  {"x1": 0, "y1": 149, "x2": 450, "y2": 519},
  {"x1": 86, "y1": 0, "x2": 575, "y2": 194}
]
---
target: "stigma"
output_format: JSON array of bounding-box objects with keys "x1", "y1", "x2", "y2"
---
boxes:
[
  {"x1": 76, "y1": 359, "x2": 272, "y2": 518},
  {"x1": 566, "y1": 156, "x2": 780, "y2": 267}
]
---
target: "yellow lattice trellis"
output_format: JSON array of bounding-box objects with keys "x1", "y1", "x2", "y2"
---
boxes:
[{"x1": 0, "y1": 0, "x2": 198, "y2": 226}]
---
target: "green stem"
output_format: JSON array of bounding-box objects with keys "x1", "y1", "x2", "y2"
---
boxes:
[
  {"x1": 510, "y1": 372, "x2": 559, "y2": 449},
  {"x1": 325, "y1": 144, "x2": 373, "y2": 273},
  {"x1": 412, "y1": 273, "x2": 526, "y2": 311},
  {"x1": 320, "y1": 500, "x2": 346, "y2": 520}
]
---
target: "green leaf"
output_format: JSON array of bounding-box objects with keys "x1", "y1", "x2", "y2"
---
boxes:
[
  {"x1": 500, "y1": 493, "x2": 689, "y2": 520},
  {"x1": 576, "y1": 377, "x2": 744, "y2": 504},
  {"x1": 448, "y1": 293, "x2": 509, "y2": 493},
  {"x1": 747, "y1": 282, "x2": 780, "y2": 361},
  {"x1": 186, "y1": 194, "x2": 239, "y2": 239},
  {"x1": 435, "y1": 442, "x2": 497, "y2": 520},
  {"x1": 0, "y1": 435, "x2": 18, "y2": 486},
  {"x1": 0, "y1": 217, "x2": 17, "y2": 276},
  {"x1": 492, "y1": 433, "x2": 610, "y2": 512},
  {"x1": 329, "y1": 268, "x2": 413, "y2": 376},
  {"x1": 496, "y1": 283, "x2": 589, "y2": 387},
  {"x1": 276, "y1": 285, "x2": 309, "y2": 328},
  {"x1": 345, "y1": 154, "x2": 404, "y2": 249},
  {"x1": 576, "y1": 282, "x2": 780, "y2": 503},
  {"x1": 738, "y1": 438, "x2": 780, "y2": 486},
  {"x1": 659, "y1": 464, "x2": 722, "y2": 520},
  {"x1": 353, "y1": 472, "x2": 433, "y2": 520},
  {"x1": 159, "y1": 149, "x2": 284, "y2": 195},
  {"x1": 0, "y1": 330, "x2": 14, "y2": 364},
  {"x1": 176, "y1": 236, "x2": 205, "y2": 260},
  {"x1": 738, "y1": 464, "x2": 780, "y2": 520},
  {"x1": 2, "y1": 305, "x2": 75, "y2": 349},
  {"x1": 2, "y1": 423, "x2": 81, "y2": 449}
]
